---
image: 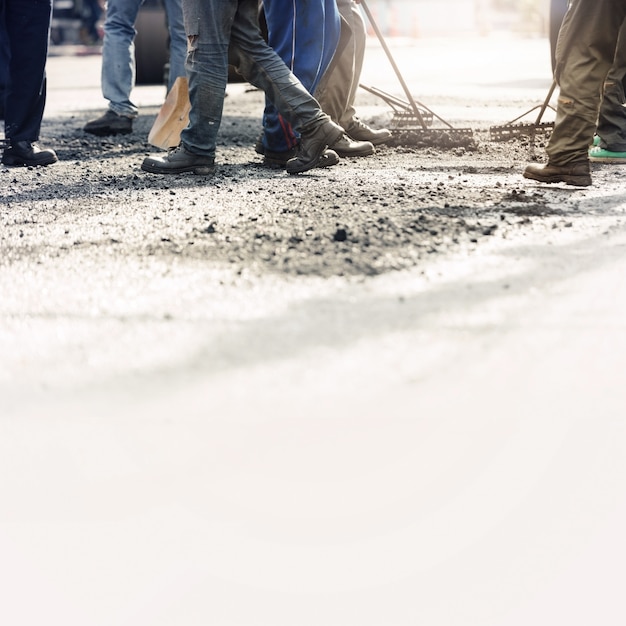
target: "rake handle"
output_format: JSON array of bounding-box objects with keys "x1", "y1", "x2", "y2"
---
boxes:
[
  {"x1": 534, "y1": 78, "x2": 557, "y2": 125},
  {"x1": 359, "y1": 0, "x2": 427, "y2": 128}
]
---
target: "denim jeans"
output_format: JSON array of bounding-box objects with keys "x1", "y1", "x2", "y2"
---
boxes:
[
  {"x1": 101, "y1": 0, "x2": 186, "y2": 118},
  {"x1": 1, "y1": 0, "x2": 52, "y2": 142},
  {"x1": 181, "y1": 0, "x2": 328, "y2": 158},
  {"x1": 261, "y1": 0, "x2": 340, "y2": 152}
]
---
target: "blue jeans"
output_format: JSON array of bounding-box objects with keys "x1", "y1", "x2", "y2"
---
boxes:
[
  {"x1": 1, "y1": 0, "x2": 52, "y2": 142},
  {"x1": 181, "y1": 0, "x2": 328, "y2": 158},
  {"x1": 101, "y1": 0, "x2": 186, "y2": 118},
  {"x1": 262, "y1": 0, "x2": 341, "y2": 152}
]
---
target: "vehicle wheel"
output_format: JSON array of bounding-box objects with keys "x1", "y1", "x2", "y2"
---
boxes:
[{"x1": 135, "y1": 6, "x2": 169, "y2": 85}]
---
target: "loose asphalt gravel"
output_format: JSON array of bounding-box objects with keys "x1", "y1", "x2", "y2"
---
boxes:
[{"x1": 3, "y1": 85, "x2": 618, "y2": 281}]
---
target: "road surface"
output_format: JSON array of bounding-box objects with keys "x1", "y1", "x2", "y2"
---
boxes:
[{"x1": 1, "y1": 35, "x2": 625, "y2": 626}]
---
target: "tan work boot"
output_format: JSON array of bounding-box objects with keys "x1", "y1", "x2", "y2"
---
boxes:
[{"x1": 523, "y1": 161, "x2": 591, "y2": 186}]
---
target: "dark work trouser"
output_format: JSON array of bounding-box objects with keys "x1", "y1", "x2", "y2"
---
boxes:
[
  {"x1": 1, "y1": 0, "x2": 52, "y2": 143},
  {"x1": 315, "y1": 0, "x2": 366, "y2": 129},
  {"x1": 547, "y1": 0, "x2": 626, "y2": 165},
  {"x1": 181, "y1": 0, "x2": 329, "y2": 159},
  {"x1": 596, "y1": 22, "x2": 626, "y2": 151},
  {"x1": 261, "y1": 0, "x2": 340, "y2": 152}
]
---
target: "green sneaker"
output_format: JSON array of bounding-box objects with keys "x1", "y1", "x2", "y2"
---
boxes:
[
  {"x1": 592, "y1": 134, "x2": 601, "y2": 147},
  {"x1": 588, "y1": 145, "x2": 626, "y2": 163}
]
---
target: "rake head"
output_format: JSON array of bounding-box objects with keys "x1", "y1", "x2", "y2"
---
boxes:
[
  {"x1": 489, "y1": 121, "x2": 554, "y2": 142},
  {"x1": 490, "y1": 81, "x2": 557, "y2": 142},
  {"x1": 388, "y1": 127, "x2": 476, "y2": 150},
  {"x1": 360, "y1": 84, "x2": 475, "y2": 148}
]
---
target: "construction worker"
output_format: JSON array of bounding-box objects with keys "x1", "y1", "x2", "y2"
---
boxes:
[
  {"x1": 83, "y1": 0, "x2": 186, "y2": 136},
  {"x1": 523, "y1": 0, "x2": 626, "y2": 186},
  {"x1": 588, "y1": 22, "x2": 626, "y2": 161},
  {"x1": 1, "y1": 0, "x2": 57, "y2": 166},
  {"x1": 141, "y1": 0, "x2": 344, "y2": 175},
  {"x1": 315, "y1": 0, "x2": 391, "y2": 146},
  {"x1": 258, "y1": 0, "x2": 375, "y2": 166}
]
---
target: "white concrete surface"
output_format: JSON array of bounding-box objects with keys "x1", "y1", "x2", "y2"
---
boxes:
[{"x1": 2, "y1": 36, "x2": 625, "y2": 626}]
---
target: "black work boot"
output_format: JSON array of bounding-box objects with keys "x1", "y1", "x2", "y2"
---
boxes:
[
  {"x1": 256, "y1": 143, "x2": 338, "y2": 169},
  {"x1": 345, "y1": 118, "x2": 392, "y2": 146},
  {"x1": 255, "y1": 133, "x2": 339, "y2": 168},
  {"x1": 286, "y1": 119, "x2": 343, "y2": 174},
  {"x1": 523, "y1": 161, "x2": 591, "y2": 186},
  {"x1": 84, "y1": 110, "x2": 133, "y2": 136},
  {"x1": 141, "y1": 145, "x2": 215, "y2": 175},
  {"x1": 260, "y1": 146, "x2": 298, "y2": 168},
  {"x1": 2, "y1": 141, "x2": 58, "y2": 166},
  {"x1": 330, "y1": 134, "x2": 374, "y2": 157}
]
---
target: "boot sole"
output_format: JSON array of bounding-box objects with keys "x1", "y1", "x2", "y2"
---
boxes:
[
  {"x1": 263, "y1": 150, "x2": 338, "y2": 169},
  {"x1": 588, "y1": 156, "x2": 626, "y2": 163},
  {"x1": 141, "y1": 161, "x2": 215, "y2": 175},
  {"x1": 2, "y1": 154, "x2": 58, "y2": 167},
  {"x1": 332, "y1": 145, "x2": 375, "y2": 158}
]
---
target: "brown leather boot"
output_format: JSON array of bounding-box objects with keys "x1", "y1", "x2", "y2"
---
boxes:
[{"x1": 523, "y1": 161, "x2": 591, "y2": 186}]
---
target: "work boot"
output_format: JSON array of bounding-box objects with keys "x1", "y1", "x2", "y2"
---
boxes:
[
  {"x1": 2, "y1": 141, "x2": 58, "y2": 166},
  {"x1": 330, "y1": 134, "x2": 374, "y2": 157},
  {"x1": 141, "y1": 145, "x2": 215, "y2": 175},
  {"x1": 286, "y1": 119, "x2": 343, "y2": 174},
  {"x1": 84, "y1": 109, "x2": 133, "y2": 136},
  {"x1": 523, "y1": 161, "x2": 591, "y2": 186},
  {"x1": 255, "y1": 133, "x2": 339, "y2": 168},
  {"x1": 345, "y1": 117, "x2": 392, "y2": 145},
  {"x1": 588, "y1": 145, "x2": 626, "y2": 163},
  {"x1": 259, "y1": 145, "x2": 298, "y2": 168},
  {"x1": 256, "y1": 143, "x2": 338, "y2": 169}
]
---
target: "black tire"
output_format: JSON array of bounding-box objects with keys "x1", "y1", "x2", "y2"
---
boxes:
[
  {"x1": 135, "y1": 6, "x2": 169, "y2": 85},
  {"x1": 133, "y1": 1, "x2": 267, "y2": 86}
]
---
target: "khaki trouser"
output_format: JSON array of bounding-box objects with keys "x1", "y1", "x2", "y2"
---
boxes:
[
  {"x1": 547, "y1": 0, "x2": 626, "y2": 165},
  {"x1": 315, "y1": 0, "x2": 366, "y2": 129}
]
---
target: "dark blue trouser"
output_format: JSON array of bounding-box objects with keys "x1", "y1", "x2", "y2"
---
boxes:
[
  {"x1": 0, "y1": 0, "x2": 52, "y2": 142},
  {"x1": 0, "y1": 17, "x2": 8, "y2": 117},
  {"x1": 261, "y1": 0, "x2": 340, "y2": 152}
]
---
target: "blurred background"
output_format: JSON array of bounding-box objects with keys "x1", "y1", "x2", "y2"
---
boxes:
[
  {"x1": 362, "y1": 0, "x2": 552, "y2": 38},
  {"x1": 50, "y1": 0, "x2": 554, "y2": 45},
  {"x1": 48, "y1": 0, "x2": 559, "y2": 85}
]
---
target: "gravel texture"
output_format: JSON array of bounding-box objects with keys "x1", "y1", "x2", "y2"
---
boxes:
[{"x1": 3, "y1": 85, "x2": 606, "y2": 283}]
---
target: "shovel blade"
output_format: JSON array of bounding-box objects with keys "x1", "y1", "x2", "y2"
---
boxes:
[{"x1": 148, "y1": 76, "x2": 191, "y2": 150}]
